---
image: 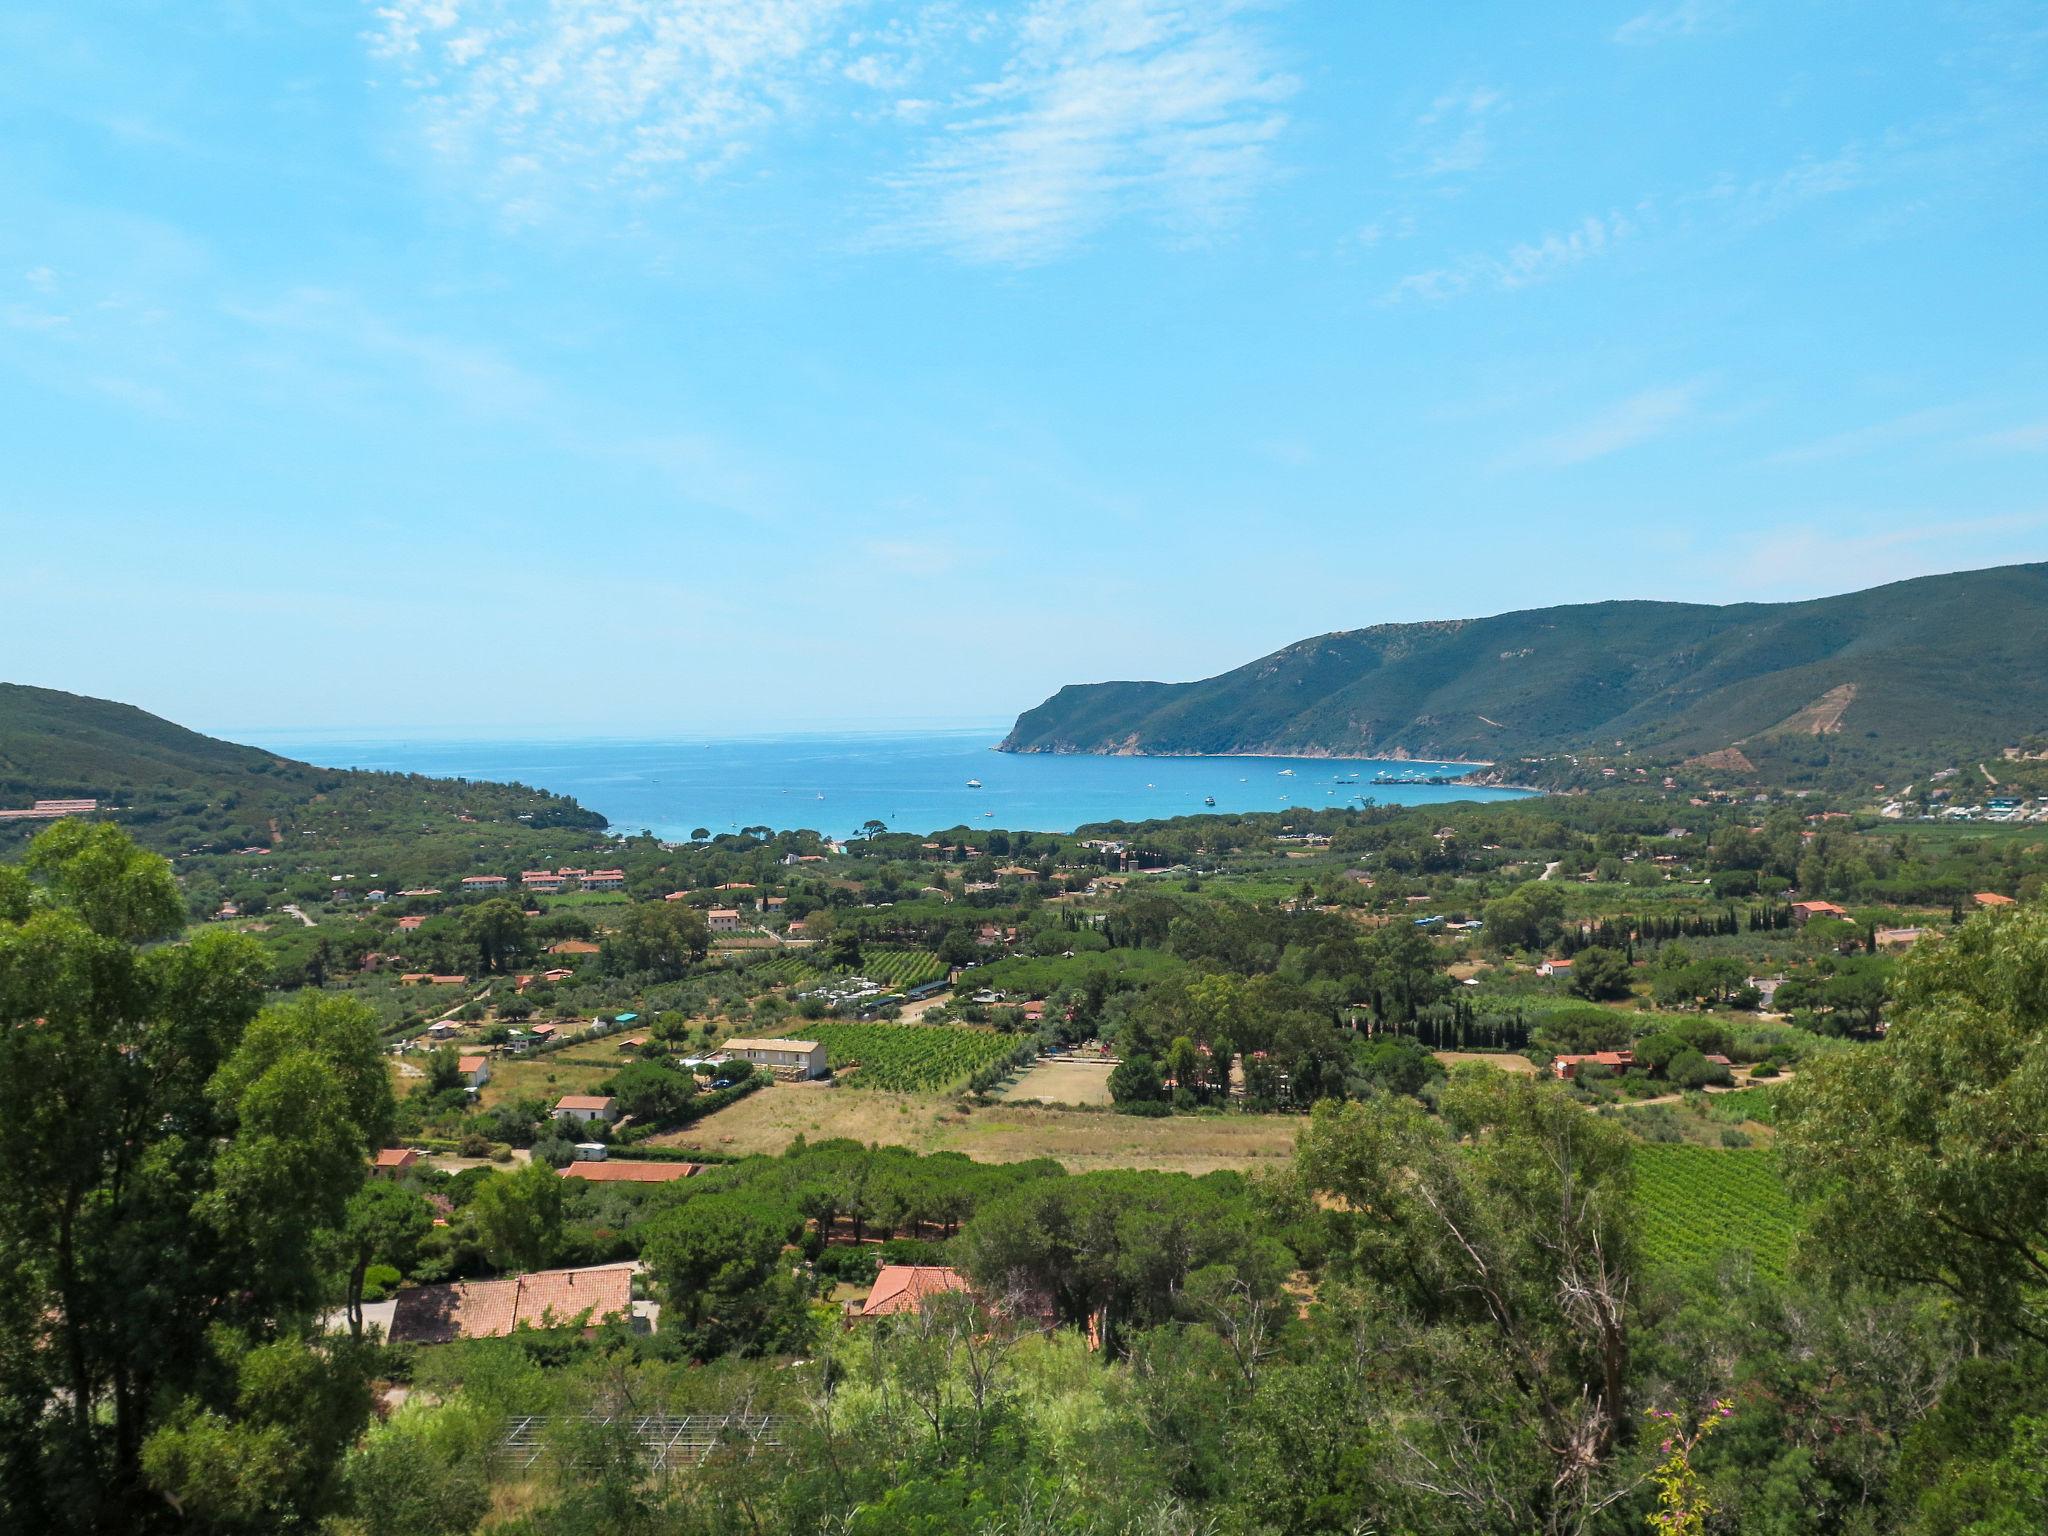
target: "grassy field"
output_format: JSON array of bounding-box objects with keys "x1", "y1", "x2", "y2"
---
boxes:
[
  {"x1": 1000, "y1": 1056, "x2": 1118, "y2": 1105},
  {"x1": 1434, "y1": 1050, "x2": 1537, "y2": 1075},
  {"x1": 651, "y1": 1081, "x2": 1300, "y2": 1175},
  {"x1": 1633, "y1": 1144, "x2": 1795, "y2": 1281}
]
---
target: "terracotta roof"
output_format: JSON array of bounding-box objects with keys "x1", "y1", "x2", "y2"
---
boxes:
[
  {"x1": 387, "y1": 1263, "x2": 634, "y2": 1344},
  {"x1": 722, "y1": 1037, "x2": 821, "y2": 1053},
  {"x1": 558, "y1": 1160, "x2": 699, "y2": 1183},
  {"x1": 554, "y1": 1095, "x2": 615, "y2": 1112},
  {"x1": 457, "y1": 1055, "x2": 488, "y2": 1072},
  {"x1": 1974, "y1": 891, "x2": 2017, "y2": 906},
  {"x1": 859, "y1": 1264, "x2": 973, "y2": 1317},
  {"x1": 549, "y1": 940, "x2": 601, "y2": 955},
  {"x1": 372, "y1": 1148, "x2": 418, "y2": 1168}
]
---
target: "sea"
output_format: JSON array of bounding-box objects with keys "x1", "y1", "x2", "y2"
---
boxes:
[{"x1": 248, "y1": 728, "x2": 1536, "y2": 841}]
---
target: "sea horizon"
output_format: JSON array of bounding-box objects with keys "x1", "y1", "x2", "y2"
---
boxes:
[{"x1": 247, "y1": 727, "x2": 1534, "y2": 840}]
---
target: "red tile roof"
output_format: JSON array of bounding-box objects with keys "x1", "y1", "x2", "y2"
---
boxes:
[
  {"x1": 387, "y1": 1263, "x2": 634, "y2": 1344},
  {"x1": 557, "y1": 1160, "x2": 699, "y2": 1183},
  {"x1": 554, "y1": 1095, "x2": 615, "y2": 1112},
  {"x1": 858, "y1": 1264, "x2": 973, "y2": 1317}
]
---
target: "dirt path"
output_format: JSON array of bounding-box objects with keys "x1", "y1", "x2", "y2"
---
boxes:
[{"x1": 1539, "y1": 861, "x2": 1562, "y2": 881}]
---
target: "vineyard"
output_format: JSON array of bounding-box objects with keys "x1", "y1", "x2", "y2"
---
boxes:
[
  {"x1": 807, "y1": 1023, "x2": 1023, "y2": 1092},
  {"x1": 744, "y1": 949, "x2": 946, "y2": 991},
  {"x1": 1633, "y1": 1145, "x2": 1795, "y2": 1281}
]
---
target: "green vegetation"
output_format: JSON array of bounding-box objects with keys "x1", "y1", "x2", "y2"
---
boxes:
[
  {"x1": 1634, "y1": 1144, "x2": 1795, "y2": 1280},
  {"x1": 1000, "y1": 561, "x2": 2048, "y2": 783},
  {"x1": 807, "y1": 1021, "x2": 1025, "y2": 1091}
]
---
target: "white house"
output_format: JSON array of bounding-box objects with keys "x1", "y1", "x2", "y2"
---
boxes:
[
  {"x1": 582, "y1": 870, "x2": 626, "y2": 891},
  {"x1": 554, "y1": 1095, "x2": 617, "y2": 1125},
  {"x1": 1537, "y1": 958, "x2": 1573, "y2": 978},
  {"x1": 720, "y1": 1037, "x2": 827, "y2": 1080},
  {"x1": 460, "y1": 874, "x2": 509, "y2": 892},
  {"x1": 457, "y1": 1054, "x2": 491, "y2": 1089},
  {"x1": 707, "y1": 908, "x2": 742, "y2": 932}
]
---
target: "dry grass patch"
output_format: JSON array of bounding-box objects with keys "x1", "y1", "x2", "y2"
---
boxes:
[
  {"x1": 1434, "y1": 1051, "x2": 1537, "y2": 1075},
  {"x1": 999, "y1": 1057, "x2": 1117, "y2": 1106},
  {"x1": 651, "y1": 1081, "x2": 1298, "y2": 1175}
]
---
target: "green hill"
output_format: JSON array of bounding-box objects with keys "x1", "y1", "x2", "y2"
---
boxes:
[
  {"x1": 0, "y1": 684, "x2": 606, "y2": 851},
  {"x1": 999, "y1": 562, "x2": 2048, "y2": 777}
]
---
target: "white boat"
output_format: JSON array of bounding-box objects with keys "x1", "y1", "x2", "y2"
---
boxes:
[
  {"x1": 967, "y1": 778, "x2": 982, "y2": 788},
  {"x1": 1278, "y1": 769, "x2": 1295, "y2": 776}
]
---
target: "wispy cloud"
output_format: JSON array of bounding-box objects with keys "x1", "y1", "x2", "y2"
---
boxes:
[
  {"x1": 367, "y1": 0, "x2": 1296, "y2": 260},
  {"x1": 1734, "y1": 511, "x2": 2048, "y2": 595},
  {"x1": 1517, "y1": 383, "x2": 1700, "y2": 467},
  {"x1": 1766, "y1": 405, "x2": 1967, "y2": 465},
  {"x1": 367, "y1": 0, "x2": 859, "y2": 219},
  {"x1": 1978, "y1": 419, "x2": 2048, "y2": 452},
  {"x1": 1401, "y1": 86, "x2": 1506, "y2": 178},
  {"x1": 1387, "y1": 209, "x2": 1641, "y2": 302},
  {"x1": 1611, "y1": 1, "x2": 1723, "y2": 47},
  {"x1": 875, "y1": 0, "x2": 1297, "y2": 263}
]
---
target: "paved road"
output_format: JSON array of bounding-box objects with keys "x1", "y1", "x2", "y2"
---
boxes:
[{"x1": 281, "y1": 904, "x2": 316, "y2": 928}]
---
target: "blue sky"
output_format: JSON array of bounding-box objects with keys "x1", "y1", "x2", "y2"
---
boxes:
[{"x1": 3, "y1": 1, "x2": 2045, "y2": 737}]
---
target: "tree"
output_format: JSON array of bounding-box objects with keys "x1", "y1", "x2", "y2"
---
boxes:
[
  {"x1": 1294, "y1": 1071, "x2": 1637, "y2": 1534},
  {"x1": 336, "y1": 1182, "x2": 435, "y2": 1339},
  {"x1": 1483, "y1": 881, "x2": 1565, "y2": 952},
  {"x1": 1780, "y1": 904, "x2": 2048, "y2": 1342},
  {"x1": 0, "y1": 824, "x2": 392, "y2": 1532},
  {"x1": 826, "y1": 929, "x2": 864, "y2": 972},
  {"x1": 468, "y1": 1158, "x2": 565, "y2": 1274},
  {"x1": 1568, "y1": 945, "x2": 1633, "y2": 1001},
  {"x1": 463, "y1": 898, "x2": 529, "y2": 975},
  {"x1": 424, "y1": 1043, "x2": 466, "y2": 1095},
  {"x1": 642, "y1": 1194, "x2": 800, "y2": 1330},
  {"x1": 600, "y1": 902, "x2": 710, "y2": 981},
  {"x1": 609, "y1": 1059, "x2": 698, "y2": 1123},
  {"x1": 1108, "y1": 1052, "x2": 1167, "y2": 1104}
]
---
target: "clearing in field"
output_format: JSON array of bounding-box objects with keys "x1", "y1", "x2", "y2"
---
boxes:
[
  {"x1": 1434, "y1": 1051, "x2": 1536, "y2": 1075},
  {"x1": 652, "y1": 1081, "x2": 1299, "y2": 1175},
  {"x1": 1632, "y1": 1144, "x2": 1795, "y2": 1281},
  {"x1": 1000, "y1": 1056, "x2": 1117, "y2": 1106}
]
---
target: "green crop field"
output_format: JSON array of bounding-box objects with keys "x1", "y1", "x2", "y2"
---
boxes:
[
  {"x1": 807, "y1": 1022, "x2": 1021, "y2": 1092},
  {"x1": 857, "y1": 949, "x2": 947, "y2": 988},
  {"x1": 746, "y1": 955, "x2": 822, "y2": 987},
  {"x1": 1633, "y1": 1145, "x2": 1795, "y2": 1281}
]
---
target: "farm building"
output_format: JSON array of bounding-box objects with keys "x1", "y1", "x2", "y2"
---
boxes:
[
  {"x1": 388, "y1": 1263, "x2": 637, "y2": 1344},
  {"x1": 720, "y1": 1037, "x2": 828, "y2": 1080}
]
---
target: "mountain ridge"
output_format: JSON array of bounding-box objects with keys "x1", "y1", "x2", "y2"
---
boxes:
[{"x1": 998, "y1": 562, "x2": 2048, "y2": 775}]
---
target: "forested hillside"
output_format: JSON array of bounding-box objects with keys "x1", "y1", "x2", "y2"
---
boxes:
[
  {"x1": 0, "y1": 683, "x2": 607, "y2": 853},
  {"x1": 1000, "y1": 562, "x2": 2048, "y2": 776}
]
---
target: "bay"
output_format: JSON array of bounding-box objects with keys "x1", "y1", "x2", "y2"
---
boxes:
[{"x1": 248, "y1": 728, "x2": 1536, "y2": 840}]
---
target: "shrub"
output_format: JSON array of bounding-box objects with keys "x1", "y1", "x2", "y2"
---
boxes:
[{"x1": 360, "y1": 1264, "x2": 402, "y2": 1303}]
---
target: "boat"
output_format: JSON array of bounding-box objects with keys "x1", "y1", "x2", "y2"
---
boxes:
[
  {"x1": 1278, "y1": 769, "x2": 1295, "y2": 776},
  {"x1": 967, "y1": 778, "x2": 982, "y2": 788},
  {"x1": 1203, "y1": 795, "x2": 1216, "y2": 807}
]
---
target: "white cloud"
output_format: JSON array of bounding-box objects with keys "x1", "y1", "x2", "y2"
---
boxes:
[
  {"x1": 1387, "y1": 209, "x2": 1640, "y2": 302},
  {"x1": 1977, "y1": 420, "x2": 2048, "y2": 452},
  {"x1": 367, "y1": 0, "x2": 860, "y2": 216},
  {"x1": 1735, "y1": 512, "x2": 2048, "y2": 594},
  {"x1": 1612, "y1": 1, "x2": 1720, "y2": 47},
  {"x1": 24, "y1": 266, "x2": 58, "y2": 291},
  {"x1": 1518, "y1": 384, "x2": 1700, "y2": 467},
  {"x1": 1402, "y1": 87, "x2": 1506, "y2": 178},
  {"x1": 874, "y1": 0, "x2": 1297, "y2": 263}
]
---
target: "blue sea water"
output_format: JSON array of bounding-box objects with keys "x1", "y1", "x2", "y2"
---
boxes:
[{"x1": 248, "y1": 729, "x2": 1535, "y2": 840}]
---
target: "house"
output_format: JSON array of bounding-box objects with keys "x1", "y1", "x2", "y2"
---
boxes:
[
  {"x1": 553, "y1": 1095, "x2": 617, "y2": 1124},
  {"x1": 457, "y1": 1055, "x2": 491, "y2": 1089},
  {"x1": 460, "y1": 874, "x2": 509, "y2": 892},
  {"x1": 720, "y1": 1037, "x2": 828, "y2": 1080},
  {"x1": 707, "y1": 908, "x2": 742, "y2": 933},
  {"x1": 398, "y1": 888, "x2": 442, "y2": 898},
  {"x1": 427, "y1": 1021, "x2": 461, "y2": 1040},
  {"x1": 366, "y1": 889, "x2": 388, "y2": 904},
  {"x1": 1875, "y1": 927, "x2": 1930, "y2": 950},
  {"x1": 215, "y1": 902, "x2": 240, "y2": 921},
  {"x1": 558, "y1": 1160, "x2": 701, "y2": 1184},
  {"x1": 1790, "y1": 900, "x2": 1850, "y2": 925},
  {"x1": 1974, "y1": 891, "x2": 2018, "y2": 908},
  {"x1": 1551, "y1": 1050, "x2": 1635, "y2": 1080},
  {"x1": 387, "y1": 1263, "x2": 637, "y2": 1345},
  {"x1": 582, "y1": 870, "x2": 626, "y2": 891},
  {"x1": 521, "y1": 871, "x2": 566, "y2": 892},
  {"x1": 1537, "y1": 958, "x2": 1572, "y2": 978},
  {"x1": 370, "y1": 1148, "x2": 419, "y2": 1177},
  {"x1": 848, "y1": 1264, "x2": 974, "y2": 1320},
  {"x1": 397, "y1": 915, "x2": 427, "y2": 931},
  {"x1": 764, "y1": 896, "x2": 786, "y2": 910}
]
